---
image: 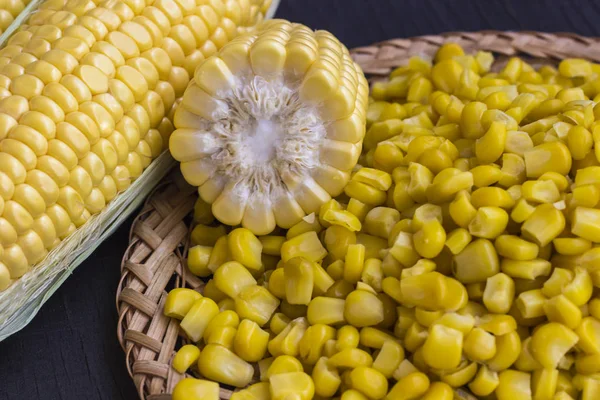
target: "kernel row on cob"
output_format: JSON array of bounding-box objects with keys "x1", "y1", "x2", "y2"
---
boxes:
[
  {"x1": 0, "y1": 0, "x2": 279, "y2": 339},
  {"x1": 163, "y1": 43, "x2": 600, "y2": 400},
  {"x1": 0, "y1": 0, "x2": 34, "y2": 34},
  {"x1": 169, "y1": 19, "x2": 370, "y2": 235}
]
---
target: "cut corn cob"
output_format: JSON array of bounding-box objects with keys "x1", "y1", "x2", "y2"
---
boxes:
[
  {"x1": 0, "y1": 0, "x2": 279, "y2": 340},
  {"x1": 170, "y1": 20, "x2": 369, "y2": 235}
]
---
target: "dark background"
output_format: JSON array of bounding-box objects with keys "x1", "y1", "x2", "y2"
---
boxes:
[{"x1": 0, "y1": 0, "x2": 596, "y2": 399}]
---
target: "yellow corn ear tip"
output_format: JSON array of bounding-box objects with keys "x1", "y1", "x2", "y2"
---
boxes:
[{"x1": 171, "y1": 20, "x2": 367, "y2": 234}]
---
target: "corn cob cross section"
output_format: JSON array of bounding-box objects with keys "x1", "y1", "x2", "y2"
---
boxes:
[
  {"x1": 0, "y1": 0, "x2": 274, "y2": 293},
  {"x1": 170, "y1": 19, "x2": 370, "y2": 236}
]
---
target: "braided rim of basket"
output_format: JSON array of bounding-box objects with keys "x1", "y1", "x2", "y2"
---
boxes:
[{"x1": 116, "y1": 31, "x2": 600, "y2": 400}]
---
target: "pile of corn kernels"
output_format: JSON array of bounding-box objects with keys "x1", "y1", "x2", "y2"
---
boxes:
[{"x1": 164, "y1": 43, "x2": 600, "y2": 400}]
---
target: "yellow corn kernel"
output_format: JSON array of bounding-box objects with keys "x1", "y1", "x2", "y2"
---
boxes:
[
  {"x1": 343, "y1": 289, "x2": 384, "y2": 327},
  {"x1": 422, "y1": 324, "x2": 463, "y2": 370},
  {"x1": 445, "y1": 228, "x2": 472, "y2": 255},
  {"x1": 323, "y1": 209, "x2": 362, "y2": 232},
  {"x1": 469, "y1": 365, "x2": 499, "y2": 397},
  {"x1": 284, "y1": 257, "x2": 314, "y2": 305},
  {"x1": 344, "y1": 243, "x2": 365, "y2": 283},
  {"x1": 164, "y1": 288, "x2": 202, "y2": 319},
  {"x1": 516, "y1": 289, "x2": 547, "y2": 319},
  {"x1": 521, "y1": 204, "x2": 566, "y2": 247},
  {"x1": 372, "y1": 340, "x2": 404, "y2": 378},
  {"x1": 298, "y1": 324, "x2": 336, "y2": 365},
  {"x1": 501, "y1": 258, "x2": 551, "y2": 280},
  {"x1": 312, "y1": 357, "x2": 341, "y2": 397},
  {"x1": 268, "y1": 317, "x2": 309, "y2": 357},
  {"x1": 235, "y1": 285, "x2": 280, "y2": 327},
  {"x1": 413, "y1": 219, "x2": 446, "y2": 258},
  {"x1": 475, "y1": 121, "x2": 506, "y2": 163},
  {"x1": 265, "y1": 355, "x2": 304, "y2": 379},
  {"x1": 187, "y1": 245, "x2": 213, "y2": 277},
  {"x1": 324, "y1": 225, "x2": 357, "y2": 261},
  {"x1": 431, "y1": 59, "x2": 463, "y2": 93},
  {"x1": 326, "y1": 280, "x2": 354, "y2": 300},
  {"x1": 197, "y1": 344, "x2": 253, "y2": 388},
  {"x1": 468, "y1": 206, "x2": 509, "y2": 239},
  {"x1": 214, "y1": 261, "x2": 257, "y2": 298},
  {"x1": 327, "y1": 347, "x2": 373, "y2": 369},
  {"x1": 307, "y1": 297, "x2": 345, "y2": 326},
  {"x1": 575, "y1": 316, "x2": 600, "y2": 354},
  {"x1": 230, "y1": 382, "x2": 271, "y2": 400},
  {"x1": 440, "y1": 360, "x2": 478, "y2": 387},
  {"x1": 270, "y1": 372, "x2": 314, "y2": 400},
  {"x1": 233, "y1": 319, "x2": 269, "y2": 362},
  {"x1": 386, "y1": 371, "x2": 430, "y2": 400},
  {"x1": 485, "y1": 330, "x2": 522, "y2": 372},
  {"x1": 563, "y1": 267, "x2": 593, "y2": 306},
  {"x1": 348, "y1": 366, "x2": 388, "y2": 400},
  {"x1": 228, "y1": 228, "x2": 263, "y2": 271},
  {"x1": 203, "y1": 311, "x2": 240, "y2": 343},
  {"x1": 483, "y1": 273, "x2": 515, "y2": 314},
  {"x1": 258, "y1": 236, "x2": 285, "y2": 257},
  {"x1": 389, "y1": 231, "x2": 420, "y2": 267},
  {"x1": 496, "y1": 370, "x2": 532, "y2": 400},
  {"x1": 172, "y1": 378, "x2": 219, "y2": 400},
  {"x1": 453, "y1": 239, "x2": 500, "y2": 283},
  {"x1": 281, "y1": 231, "x2": 328, "y2": 263},
  {"x1": 336, "y1": 325, "x2": 360, "y2": 351},
  {"x1": 207, "y1": 235, "x2": 231, "y2": 273},
  {"x1": 364, "y1": 207, "x2": 400, "y2": 239},
  {"x1": 191, "y1": 224, "x2": 228, "y2": 246},
  {"x1": 553, "y1": 237, "x2": 592, "y2": 255},
  {"x1": 531, "y1": 322, "x2": 579, "y2": 369},
  {"x1": 495, "y1": 235, "x2": 539, "y2": 261},
  {"x1": 347, "y1": 198, "x2": 373, "y2": 222},
  {"x1": 572, "y1": 207, "x2": 600, "y2": 242},
  {"x1": 449, "y1": 190, "x2": 477, "y2": 228},
  {"x1": 341, "y1": 390, "x2": 369, "y2": 400},
  {"x1": 511, "y1": 198, "x2": 537, "y2": 223},
  {"x1": 522, "y1": 179, "x2": 561, "y2": 204},
  {"x1": 287, "y1": 216, "x2": 323, "y2": 240},
  {"x1": 172, "y1": 344, "x2": 201, "y2": 374},
  {"x1": 180, "y1": 297, "x2": 220, "y2": 342},
  {"x1": 524, "y1": 141, "x2": 572, "y2": 178},
  {"x1": 206, "y1": 326, "x2": 236, "y2": 349}
]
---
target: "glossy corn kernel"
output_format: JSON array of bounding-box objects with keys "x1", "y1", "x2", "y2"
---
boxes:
[
  {"x1": 496, "y1": 370, "x2": 532, "y2": 400},
  {"x1": 180, "y1": 297, "x2": 220, "y2": 342},
  {"x1": 422, "y1": 324, "x2": 463, "y2": 369},
  {"x1": 268, "y1": 317, "x2": 308, "y2": 357},
  {"x1": 531, "y1": 322, "x2": 579, "y2": 369},
  {"x1": 229, "y1": 228, "x2": 263, "y2": 271},
  {"x1": 233, "y1": 319, "x2": 269, "y2": 362},
  {"x1": 187, "y1": 245, "x2": 213, "y2": 277},
  {"x1": 197, "y1": 344, "x2": 253, "y2": 388},
  {"x1": 312, "y1": 357, "x2": 341, "y2": 397},
  {"x1": 235, "y1": 285, "x2": 280, "y2": 327},
  {"x1": 386, "y1": 371, "x2": 430, "y2": 400},
  {"x1": 469, "y1": 365, "x2": 500, "y2": 396},
  {"x1": 172, "y1": 344, "x2": 201, "y2": 374},
  {"x1": 172, "y1": 378, "x2": 220, "y2": 400},
  {"x1": 281, "y1": 231, "x2": 328, "y2": 263},
  {"x1": 164, "y1": 288, "x2": 202, "y2": 319},
  {"x1": 214, "y1": 261, "x2": 257, "y2": 298},
  {"x1": 453, "y1": 239, "x2": 500, "y2": 283}
]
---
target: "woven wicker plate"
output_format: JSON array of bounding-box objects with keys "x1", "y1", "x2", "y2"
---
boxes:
[{"x1": 116, "y1": 31, "x2": 600, "y2": 400}]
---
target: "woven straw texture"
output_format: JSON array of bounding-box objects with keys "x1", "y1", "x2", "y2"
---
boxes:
[{"x1": 116, "y1": 31, "x2": 598, "y2": 400}]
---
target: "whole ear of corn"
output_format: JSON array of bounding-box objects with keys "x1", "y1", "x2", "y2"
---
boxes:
[
  {"x1": 0, "y1": 0, "x2": 278, "y2": 341},
  {"x1": 170, "y1": 20, "x2": 369, "y2": 235}
]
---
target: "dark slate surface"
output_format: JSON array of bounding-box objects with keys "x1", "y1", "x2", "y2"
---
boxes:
[{"x1": 0, "y1": 0, "x2": 596, "y2": 399}]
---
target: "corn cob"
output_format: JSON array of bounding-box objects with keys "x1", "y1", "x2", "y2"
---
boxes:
[
  {"x1": 0, "y1": 0, "x2": 278, "y2": 338},
  {"x1": 170, "y1": 19, "x2": 369, "y2": 235}
]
